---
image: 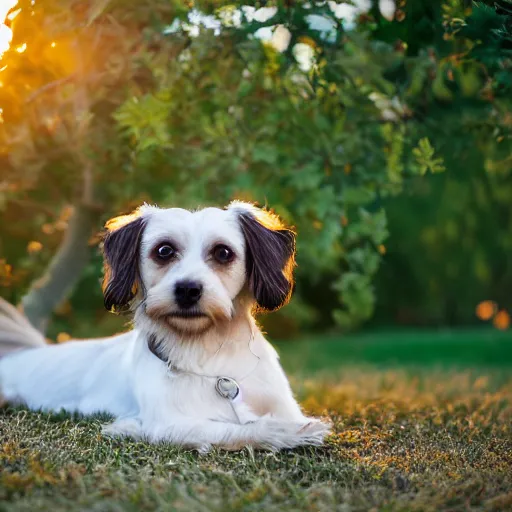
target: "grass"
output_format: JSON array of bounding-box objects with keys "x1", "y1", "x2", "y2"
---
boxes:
[
  {"x1": 1, "y1": 329, "x2": 511, "y2": 511},
  {"x1": 276, "y1": 327, "x2": 512, "y2": 372}
]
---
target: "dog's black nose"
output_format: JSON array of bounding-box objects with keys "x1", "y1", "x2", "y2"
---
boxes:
[{"x1": 175, "y1": 280, "x2": 203, "y2": 308}]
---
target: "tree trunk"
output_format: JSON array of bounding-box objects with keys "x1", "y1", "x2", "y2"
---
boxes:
[{"x1": 21, "y1": 204, "x2": 101, "y2": 334}]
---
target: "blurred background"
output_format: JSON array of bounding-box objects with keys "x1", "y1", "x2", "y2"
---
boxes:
[{"x1": 0, "y1": 0, "x2": 511, "y2": 359}]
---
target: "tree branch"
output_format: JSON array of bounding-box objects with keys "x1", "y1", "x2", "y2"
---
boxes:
[{"x1": 20, "y1": 203, "x2": 102, "y2": 333}]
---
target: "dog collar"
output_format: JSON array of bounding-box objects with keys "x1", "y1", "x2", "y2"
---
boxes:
[{"x1": 147, "y1": 334, "x2": 242, "y2": 404}]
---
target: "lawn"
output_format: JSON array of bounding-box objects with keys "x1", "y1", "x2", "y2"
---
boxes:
[{"x1": 1, "y1": 329, "x2": 511, "y2": 511}]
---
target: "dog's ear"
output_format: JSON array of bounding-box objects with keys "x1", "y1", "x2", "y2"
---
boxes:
[
  {"x1": 102, "y1": 211, "x2": 147, "y2": 313},
  {"x1": 232, "y1": 202, "x2": 296, "y2": 312}
]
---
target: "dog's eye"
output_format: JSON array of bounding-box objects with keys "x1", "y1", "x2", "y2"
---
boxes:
[
  {"x1": 155, "y1": 244, "x2": 176, "y2": 261},
  {"x1": 213, "y1": 244, "x2": 234, "y2": 264}
]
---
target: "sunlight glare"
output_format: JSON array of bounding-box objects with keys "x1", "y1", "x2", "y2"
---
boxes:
[
  {"x1": 0, "y1": 0, "x2": 18, "y2": 57},
  {"x1": 0, "y1": 24, "x2": 11, "y2": 56},
  {"x1": 7, "y1": 6, "x2": 20, "y2": 21},
  {"x1": 0, "y1": 0, "x2": 17, "y2": 20}
]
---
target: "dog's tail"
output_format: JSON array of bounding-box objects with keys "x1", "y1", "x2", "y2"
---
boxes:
[{"x1": 0, "y1": 297, "x2": 46, "y2": 357}]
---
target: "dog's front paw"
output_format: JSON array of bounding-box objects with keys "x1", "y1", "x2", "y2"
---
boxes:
[
  {"x1": 101, "y1": 418, "x2": 142, "y2": 440},
  {"x1": 253, "y1": 416, "x2": 328, "y2": 450},
  {"x1": 296, "y1": 418, "x2": 332, "y2": 446},
  {"x1": 195, "y1": 443, "x2": 213, "y2": 455}
]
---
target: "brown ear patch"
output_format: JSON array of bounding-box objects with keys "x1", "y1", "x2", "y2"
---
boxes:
[
  {"x1": 237, "y1": 209, "x2": 296, "y2": 312},
  {"x1": 102, "y1": 214, "x2": 146, "y2": 313}
]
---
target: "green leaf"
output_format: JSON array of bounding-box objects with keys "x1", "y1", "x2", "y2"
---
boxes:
[{"x1": 412, "y1": 138, "x2": 446, "y2": 175}]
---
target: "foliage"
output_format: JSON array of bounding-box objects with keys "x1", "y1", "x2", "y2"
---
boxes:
[
  {"x1": 0, "y1": 0, "x2": 510, "y2": 335},
  {"x1": 370, "y1": 0, "x2": 512, "y2": 327},
  {"x1": 412, "y1": 138, "x2": 445, "y2": 175},
  {"x1": 0, "y1": 0, "x2": 417, "y2": 332}
]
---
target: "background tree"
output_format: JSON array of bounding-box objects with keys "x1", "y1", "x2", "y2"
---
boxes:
[
  {"x1": 0, "y1": 0, "x2": 509, "y2": 338},
  {"x1": 371, "y1": 0, "x2": 512, "y2": 328}
]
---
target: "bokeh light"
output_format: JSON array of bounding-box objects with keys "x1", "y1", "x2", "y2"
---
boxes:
[
  {"x1": 493, "y1": 310, "x2": 510, "y2": 331},
  {"x1": 475, "y1": 300, "x2": 497, "y2": 321},
  {"x1": 0, "y1": 1, "x2": 18, "y2": 57}
]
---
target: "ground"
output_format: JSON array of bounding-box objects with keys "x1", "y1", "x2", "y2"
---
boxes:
[{"x1": 1, "y1": 329, "x2": 511, "y2": 511}]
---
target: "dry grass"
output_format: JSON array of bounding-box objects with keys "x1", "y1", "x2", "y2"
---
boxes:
[{"x1": 1, "y1": 366, "x2": 511, "y2": 511}]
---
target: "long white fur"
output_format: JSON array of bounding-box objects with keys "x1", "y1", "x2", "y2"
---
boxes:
[
  {"x1": 0, "y1": 299, "x2": 46, "y2": 356},
  {"x1": 0, "y1": 203, "x2": 330, "y2": 451}
]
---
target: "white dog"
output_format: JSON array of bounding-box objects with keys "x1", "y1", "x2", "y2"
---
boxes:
[{"x1": 0, "y1": 202, "x2": 330, "y2": 451}]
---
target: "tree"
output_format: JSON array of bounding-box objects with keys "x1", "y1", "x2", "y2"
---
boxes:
[
  {"x1": 1, "y1": 1, "x2": 458, "y2": 335},
  {"x1": 371, "y1": 0, "x2": 512, "y2": 327}
]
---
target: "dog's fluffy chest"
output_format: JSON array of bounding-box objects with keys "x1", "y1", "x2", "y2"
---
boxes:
[
  {"x1": 139, "y1": 328, "x2": 284, "y2": 420},
  {"x1": 159, "y1": 366, "x2": 278, "y2": 422}
]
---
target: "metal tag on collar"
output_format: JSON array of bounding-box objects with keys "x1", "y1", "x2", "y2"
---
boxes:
[{"x1": 216, "y1": 377, "x2": 240, "y2": 401}]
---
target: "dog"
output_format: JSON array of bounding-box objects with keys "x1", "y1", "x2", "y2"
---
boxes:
[{"x1": 0, "y1": 201, "x2": 331, "y2": 451}]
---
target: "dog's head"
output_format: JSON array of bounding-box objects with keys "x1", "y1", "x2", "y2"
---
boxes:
[{"x1": 101, "y1": 202, "x2": 296, "y2": 335}]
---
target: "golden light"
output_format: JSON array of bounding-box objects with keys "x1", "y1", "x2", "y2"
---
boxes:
[
  {"x1": 57, "y1": 332, "x2": 72, "y2": 343},
  {"x1": 0, "y1": 23, "x2": 12, "y2": 57},
  {"x1": 6, "y1": 7, "x2": 20, "y2": 21},
  {"x1": 493, "y1": 310, "x2": 510, "y2": 331},
  {"x1": 0, "y1": 0, "x2": 17, "y2": 20},
  {"x1": 15, "y1": 41, "x2": 26, "y2": 52},
  {"x1": 0, "y1": 0, "x2": 18, "y2": 57},
  {"x1": 51, "y1": 41, "x2": 56, "y2": 48},
  {"x1": 27, "y1": 240, "x2": 43, "y2": 254},
  {"x1": 475, "y1": 300, "x2": 497, "y2": 321}
]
